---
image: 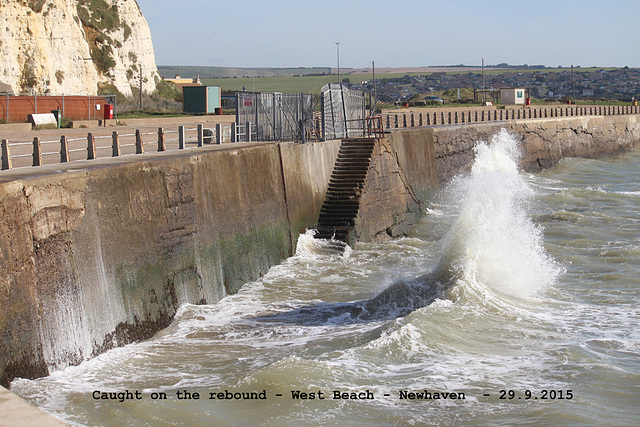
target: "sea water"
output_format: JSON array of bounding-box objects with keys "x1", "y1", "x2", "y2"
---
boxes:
[{"x1": 12, "y1": 130, "x2": 640, "y2": 426}]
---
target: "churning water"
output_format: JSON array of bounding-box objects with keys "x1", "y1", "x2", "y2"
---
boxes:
[{"x1": 12, "y1": 130, "x2": 640, "y2": 426}]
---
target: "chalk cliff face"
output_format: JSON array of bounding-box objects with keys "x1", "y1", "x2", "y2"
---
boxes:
[{"x1": 0, "y1": 0, "x2": 158, "y2": 96}]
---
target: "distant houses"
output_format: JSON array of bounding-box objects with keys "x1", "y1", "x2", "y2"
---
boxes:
[{"x1": 348, "y1": 67, "x2": 640, "y2": 104}]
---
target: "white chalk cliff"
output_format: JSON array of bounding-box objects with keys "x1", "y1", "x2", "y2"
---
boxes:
[{"x1": 0, "y1": 0, "x2": 158, "y2": 96}]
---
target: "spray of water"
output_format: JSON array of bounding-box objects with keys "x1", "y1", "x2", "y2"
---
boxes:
[{"x1": 436, "y1": 129, "x2": 560, "y2": 298}]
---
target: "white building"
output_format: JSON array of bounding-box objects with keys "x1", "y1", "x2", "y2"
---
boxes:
[{"x1": 500, "y1": 88, "x2": 527, "y2": 105}]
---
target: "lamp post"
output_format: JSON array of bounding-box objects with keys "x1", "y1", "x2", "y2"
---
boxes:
[{"x1": 336, "y1": 42, "x2": 341, "y2": 84}]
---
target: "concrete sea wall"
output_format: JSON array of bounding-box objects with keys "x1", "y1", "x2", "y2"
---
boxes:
[
  {"x1": 1, "y1": 114, "x2": 639, "y2": 387},
  {"x1": 0, "y1": 141, "x2": 340, "y2": 387}
]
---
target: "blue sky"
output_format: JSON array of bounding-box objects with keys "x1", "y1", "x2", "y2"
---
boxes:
[{"x1": 135, "y1": 0, "x2": 640, "y2": 68}]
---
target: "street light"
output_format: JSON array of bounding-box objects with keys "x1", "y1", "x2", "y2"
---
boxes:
[{"x1": 335, "y1": 42, "x2": 341, "y2": 84}]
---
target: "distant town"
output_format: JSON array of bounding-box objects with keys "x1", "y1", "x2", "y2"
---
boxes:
[
  {"x1": 160, "y1": 65, "x2": 640, "y2": 105},
  {"x1": 346, "y1": 67, "x2": 640, "y2": 104}
]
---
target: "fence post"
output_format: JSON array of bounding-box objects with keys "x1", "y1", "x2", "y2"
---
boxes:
[
  {"x1": 197, "y1": 124, "x2": 203, "y2": 147},
  {"x1": 246, "y1": 122, "x2": 252, "y2": 142},
  {"x1": 426, "y1": 112, "x2": 431, "y2": 125},
  {"x1": 410, "y1": 113, "x2": 414, "y2": 127},
  {"x1": 1, "y1": 139, "x2": 11, "y2": 170},
  {"x1": 386, "y1": 114, "x2": 390, "y2": 128},
  {"x1": 216, "y1": 123, "x2": 222, "y2": 144},
  {"x1": 394, "y1": 114, "x2": 398, "y2": 128},
  {"x1": 135, "y1": 129, "x2": 144, "y2": 154},
  {"x1": 178, "y1": 126, "x2": 185, "y2": 149},
  {"x1": 60, "y1": 135, "x2": 69, "y2": 162},
  {"x1": 112, "y1": 131, "x2": 120, "y2": 157},
  {"x1": 33, "y1": 137, "x2": 42, "y2": 166},
  {"x1": 419, "y1": 113, "x2": 423, "y2": 126},
  {"x1": 158, "y1": 127, "x2": 166, "y2": 152},
  {"x1": 231, "y1": 122, "x2": 237, "y2": 142},
  {"x1": 87, "y1": 133, "x2": 96, "y2": 160},
  {"x1": 403, "y1": 114, "x2": 407, "y2": 127}
]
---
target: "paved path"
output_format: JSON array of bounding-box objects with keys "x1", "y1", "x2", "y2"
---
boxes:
[
  {"x1": 1, "y1": 115, "x2": 235, "y2": 171},
  {"x1": 0, "y1": 386, "x2": 67, "y2": 426}
]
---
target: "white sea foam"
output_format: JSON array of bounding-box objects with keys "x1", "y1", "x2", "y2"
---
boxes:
[{"x1": 436, "y1": 129, "x2": 561, "y2": 298}]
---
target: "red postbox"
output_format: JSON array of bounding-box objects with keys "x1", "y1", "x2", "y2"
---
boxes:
[{"x1": 104, "y1": 104, "x2": 114, "y2": 120}]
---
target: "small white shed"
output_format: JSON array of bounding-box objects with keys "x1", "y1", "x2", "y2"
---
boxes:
[{"x1": 500, "y1": 88, "x2": 526, "y2": 105}]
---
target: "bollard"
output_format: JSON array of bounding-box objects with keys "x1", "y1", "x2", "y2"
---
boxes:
[
  {"x1": 61, "y1": 135, "x2": 70, "y2": 162},
  {"x1": 87, "y1": 133, "x2": 96, "y2": 160},
  {"x1": 179, "y1": 126, "x2": 185, "y2": 149},
  {"x1": 135, "y1": 129, "x2": 144, "y2": 154},
  {"x1": 216, "y1": 124, "x2": 222, "y2": 144},
  {"x1": 197, "y1": 124, "x2": 203, "y2": 147},
  {"x1": 112, "y1": 131, "x2": 120, "y2": 157},
  {"x1": 1, "y1": 139, "x2": 12, "y2": 170},
  {"x1": 158, "y1": 127, "x2": 166, "y2": 151}
]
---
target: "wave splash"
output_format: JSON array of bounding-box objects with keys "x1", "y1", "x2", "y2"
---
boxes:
[{"x1": 435, "y1": 128, "x2": 560, "y2": 300}]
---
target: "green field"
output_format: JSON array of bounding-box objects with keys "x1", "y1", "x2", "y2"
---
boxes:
[
  {"x1": 201, "y1": 67, "x2": 619, "y2": 94},
  {"x1": 201, "y1": 74, "x2": 365, "y2": 94}
]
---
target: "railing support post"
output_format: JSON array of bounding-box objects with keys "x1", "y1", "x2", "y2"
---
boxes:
[
  {"x1": 178, "y1": 126, "x2": 185, "y2": 149},
  {"x1": 87, "y1": 133, "x2": 96, "y2": 160},
  {"x1": 112, "y1": 131, "x2": 120, "y2": 157},
  {"x1": 60, "y1": 135, "x2": 69, "y2": 162},
  {"x1": 246, "y1": 122, "x2": 252, "y2": 142},
  {"x1": 231, "y1": 123, "x2": 237, "y2": 142},
  {"x1": 33, "y1": 137, "x2": 42, "y2": 166},
  {"x1": 135, "y1": 129, "x2": 144, "y2": 154},
  {"x1": 1, "y1": 139, "x2": 12, "y2": 170},
  {"x1": 158, "y1": 127, "x2": 166, "y2": 151},
  {"x1": 216, "y1": 123, "x2": 222, "y2": 144},
  {"x1": 197, "y1": 124, "x2": 203, "y2": 147}
]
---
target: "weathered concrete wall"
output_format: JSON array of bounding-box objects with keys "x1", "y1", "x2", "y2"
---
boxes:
[
  {"x1": 0, "y1": 141, "x2": 341, "y2": 387},
  {"x1": 386, "y1": 128, "x2": 439, "y2": 204},
  {"x1": 1, "y1": 114, "x2": 639, "y2": 387},
  {"x1": 433, "y1": 115, "x2": 640, "y2": 184},
  {"x1": 355, "y1": 138, "x2": 421, "y2": 242}
]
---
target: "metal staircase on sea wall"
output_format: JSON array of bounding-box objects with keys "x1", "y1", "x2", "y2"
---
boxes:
[{"x1": 314, "y1": 139, "x2": 376, "y2": 246}]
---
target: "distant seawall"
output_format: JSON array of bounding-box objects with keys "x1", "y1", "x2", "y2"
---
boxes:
[{"x1": 1, "y1": 114, "x2": 639, "y2": 387}]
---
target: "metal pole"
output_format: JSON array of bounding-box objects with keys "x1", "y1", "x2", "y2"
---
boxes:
[
  {"x1": 482, "y1": 58, "x2": 485, "y2": 104},
  {"x1": 336, "y1": 42, "x2": 341, "y2": 83},
  {"x1": 33, "y1": 137, "x2": 42, "y2": 166},
  {"x1": 372, "y1": 60, "x2": 377, "y2": 115},
  {"x1": 87, "y1": 132, "x2": 96, "y2": 160},
  {"x1": 179, "y1": 125, "x2": 185, "y2": 149},
  {"x1": 1, "y1": 139, "x2": 12, "y2": 170},
  {"x1": 571, "y1": 65, "x2": 575, "y2": 104},
  {"x1": 112, "y1": 131, "x2": 120, "y2": 157},
  {"x1": 157, "y1": 127, "x2": 165, "y2": 151},
  {"x1": 135, "y1": 129, "x2": 144, "y2": 153},
  {"x1": 60, "y1": 135, "x2": 69, "y2": 162}
]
